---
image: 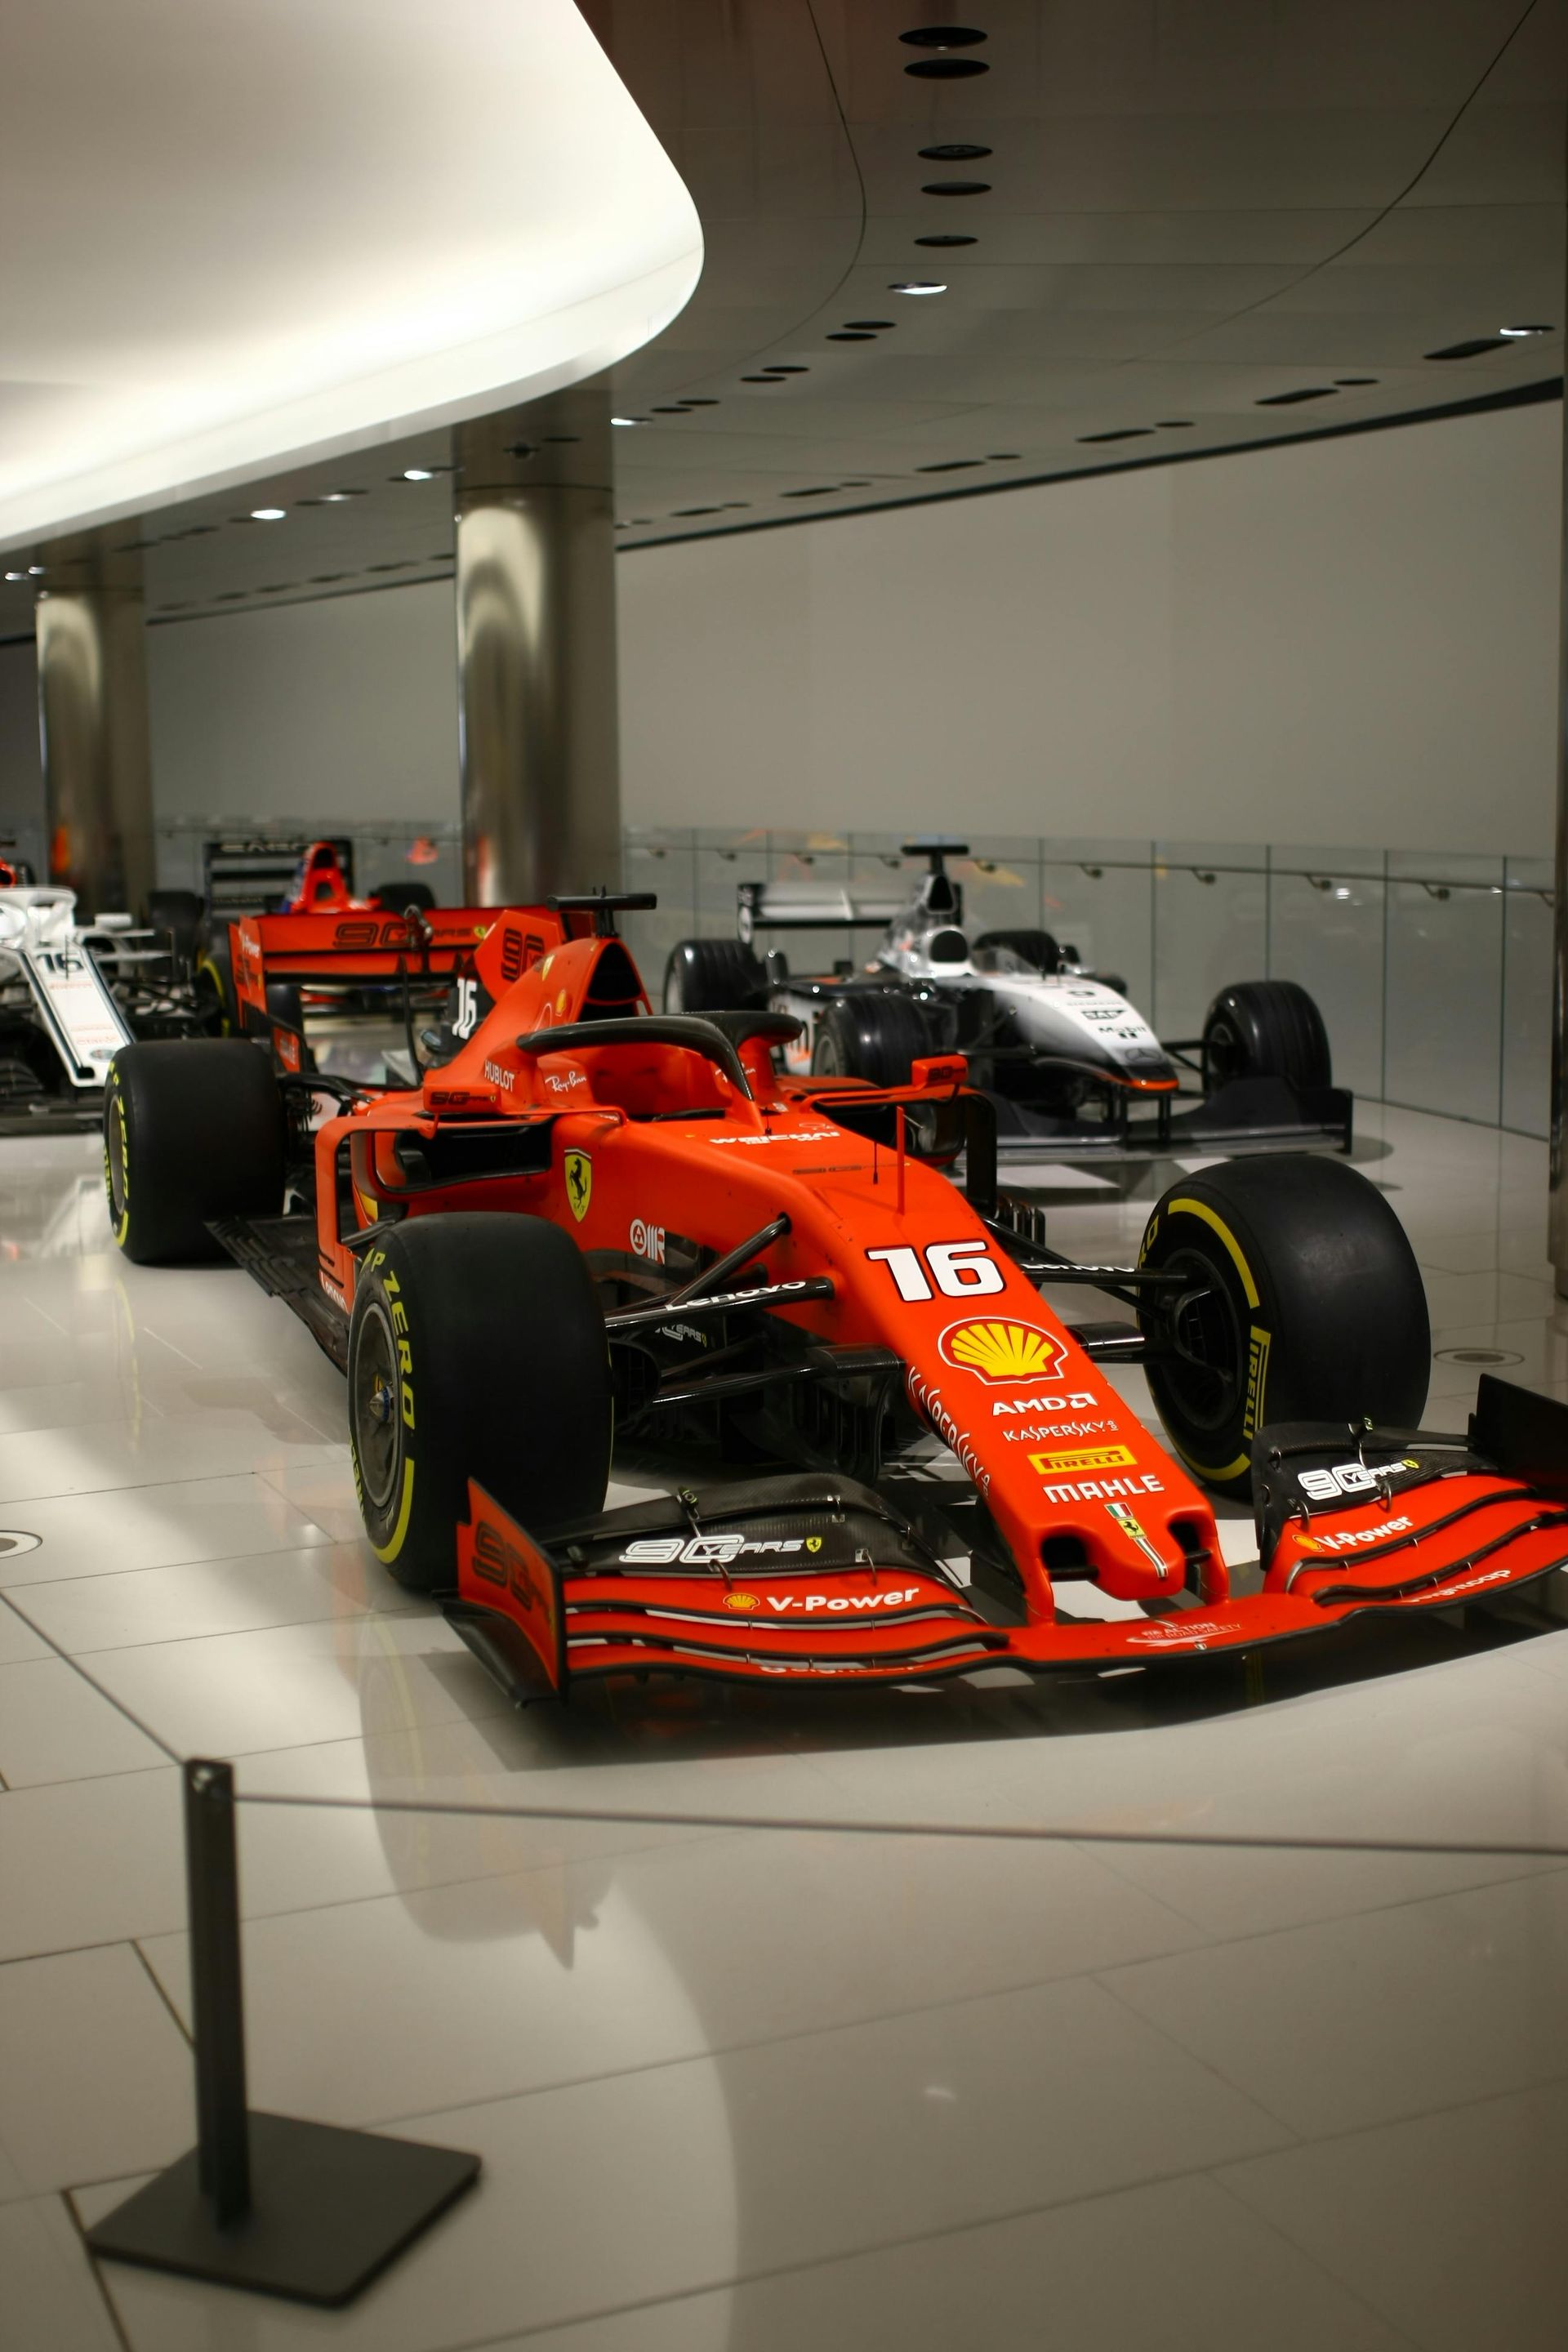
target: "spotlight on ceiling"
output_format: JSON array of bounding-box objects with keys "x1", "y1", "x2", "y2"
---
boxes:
[
  {"x1": 1499, "y1": 323, "x2": 1553, "y2": 336},
  {"x1": 27, "y1": 564, "x2": 44, "y2": 575},
  {"x1": 321, "y1": 490, "x2": 360, "y2": 502},
  {"x1": 610, "y1": 416, "x2": 640, "y2": 427},
  {"x1": 889, "y1": 282, "x2": 947, "y2": 296},
  {"x1": 3, "y1": 571, "x2": 22, "y2": 582},
  {"x1": 400, "y1": 468, "x2": 434, "y2": 481},
  {"x1": 250, "y1": 506, "x2": 287, "y2": 520}
]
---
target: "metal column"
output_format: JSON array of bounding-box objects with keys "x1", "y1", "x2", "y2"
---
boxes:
[
  {"x1": 1551, "y1": 374, "x2": 1568, "y2": 1294},
  {"x1": 455, "y1": 389, "x2": 621, "y2": 907},
  {"x1": 34, "y1": 538, "x2": 153, "y2": 918}
]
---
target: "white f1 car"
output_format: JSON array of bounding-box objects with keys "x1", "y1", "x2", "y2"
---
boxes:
[
  {"x1": 0, "y1": 864, "x2": 192, "y2": 1129},
  {"x1": 664, "y1": 840, "x2": 1350, "y2": 1161}
]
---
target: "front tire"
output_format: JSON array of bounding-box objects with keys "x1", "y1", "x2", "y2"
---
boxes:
[
  {"x1": 105, "y1": 1041, "x2": 284, "y2": 1263},
  {"x1": 811, "y1": 992, "x2": 933, "y2": 1087},
  {"x1": 1137, "y1": 1156, "x2": 1429, "y2": 1494},
  {"x1": 348, "y1": 1213, "x2": 611, "y2": 1592},
  {"x1": 663, "y1": 937, "x2": 768, "y2": 1014},
  {"x1": 1202, "y1": 979, "x2": 1330, "y2": 1093}
]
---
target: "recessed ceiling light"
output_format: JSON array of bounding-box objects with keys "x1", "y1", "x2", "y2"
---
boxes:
[
  {"x1": 400, "y1": 468, "x2": 434, "y2": 481},
  {"x1": 899, "y1": 24, "x2": 987, "y2": 42},
  {"x1": 915, "y1": 234, "x2": 977, "y2": 247},
  {"x1": 651, "y1": 405, "x2": 687, "y2": 413},
  {"x1": 27, "y1": 564, "x2": 44, "y2": 575},
  {"x1": 3, "y1": 571, "x2": 23, "y2": 582},
  {"x1": 679, "y1": 398, "x2": 720, "y2": 407},
  {"x1": 1500, "y1": 323, "x2": 1552, "y2": 336},
  {"x1": 1155, "y1": 419, "x2": 1194, "y2": 428},
  {"x1": 918, "y1": 142, "x2": 991, "y2": 161},
  {"x1": 764, "y1": 365, "x2": 810, "y2": 374},
  {"x1": 1255, "y1": 387, "x2": 1336, "y2": 406},
  {"x1": 1333, "y1": 378, "x2": 1377, "y2": 387},
  {"x1": 986, "y1": 451, "x2": 1020, "y2": 459},
  {"x1": 610, "y1": 416, "x2": 641, "y2": 426},
  {"x1": 922, "y1": 180, "x2": 991, "y2": 196},
  {"x1": 250, "y1": 506, "x2": 287, "y2": 520},
  {"x1": 543, "y1": 434, "x2": 581, "y2": 443},
  {"x1": 321, "y1": 489, "x2": 363, "y2": 502},
  {"x1": 826, "y1": 332, "x2": 876, "y2": 342},
  {"x1": 1077, "y1": 428, "x2": 1154, "y2": 443},
  {"x1": 671, "y1": 506, "x2": 724, "y2": 517},
  {"x1": 780, "y1": 486, "x2": 843, "y2": 498},
  {"x1": 889, "y1": 282, "x2": 947, "y2": 296},
  {"x1": 844, "y1": 321, "x2": 895, "y2": 331},
  {"x1": 310, "y1": 572, "x2": 350, "y2": 582}
]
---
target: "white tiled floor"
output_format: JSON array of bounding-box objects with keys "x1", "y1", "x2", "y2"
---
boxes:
[{"x1": 6, "y1": 1105, "x2": 1568, "y2": 2349}]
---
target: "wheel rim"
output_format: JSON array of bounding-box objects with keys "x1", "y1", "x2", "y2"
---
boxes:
[
  {"x1": 1156, "y1": 1244, "x2": 1243, "y2": 1434},
  {"x1": 351, "y1": 1300, "x2": 402, "y2": 1513}
]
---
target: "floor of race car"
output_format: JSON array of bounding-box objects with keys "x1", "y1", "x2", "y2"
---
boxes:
[{"x1": 4, "y1": 1100, "x2": 1568, "y2": 2352}]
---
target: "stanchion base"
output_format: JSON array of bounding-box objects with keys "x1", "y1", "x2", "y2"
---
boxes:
[{"x1": 87, "y1": 2111, "x2": 480, "y2": 2307}]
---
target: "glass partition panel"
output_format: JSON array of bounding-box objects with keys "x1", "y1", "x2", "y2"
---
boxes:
[
  {"x1": 622, "y1": 828, "x2": 697, "y2": 991},
  {"x1": 762, "y1": 830, "x2": 855, "y2": 982},
  {"x1": 1267, "y1": 866, "x2": 1386, "y2": 1101},
  {"x1": 1040, "y1": 858, "x2": 1153, "y2": 1004},
  {"x1": 1151, "y1": 853, "x2": 1269, "y2": 1040},
  {"x1": 1502, "y1": 860, "x2": 1552, "y2": 1140},
  {"x1": 1383, "y1": 880, "x2": 1504, "y2": 1124}
]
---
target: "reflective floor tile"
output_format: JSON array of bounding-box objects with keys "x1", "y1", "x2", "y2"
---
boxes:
[
  {"x1": 0, "y1": 1657, "x2": 169, "y2": 1787},
  {"x1": 9, "y1": 1539, "x2": 416, "y2": 1655},
  {"x1": 1218, "y1": 2082, "x2": 1568, "y2": 2352},
  {"x1": 0, "y1": 2193, "x2": 122, "y2": 2351},
  {"x1": 0, "y1": 1945, "x2": 191, "y2": 2198},
  {"x1": 0, "y1": 1470, "x2": 333, "y2": 1588}
]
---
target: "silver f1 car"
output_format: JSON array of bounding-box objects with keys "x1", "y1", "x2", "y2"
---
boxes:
[{"x1": 664, "y1": 840, "x2": 1350, "y2": 1162}]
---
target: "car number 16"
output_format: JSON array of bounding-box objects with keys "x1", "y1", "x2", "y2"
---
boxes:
[{"x1": 866, "y1": 1241, "x2": 1004, "y2": 1301}]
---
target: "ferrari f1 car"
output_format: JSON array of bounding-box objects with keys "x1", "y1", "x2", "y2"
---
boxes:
[
  {"x1": 104, "y1": 890, "x2": 1568, "y2": 1698},
  {"x1": 663, "y1": 840, "x2": 1350, "y2": 1162}
]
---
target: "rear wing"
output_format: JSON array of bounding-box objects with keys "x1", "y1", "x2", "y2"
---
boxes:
[
  {"x1": 203, "y1": 835, "x2": 355, "y2": 915},
  {"x1": 736, "y1": 879, "x2": 908, "y2": 944}
]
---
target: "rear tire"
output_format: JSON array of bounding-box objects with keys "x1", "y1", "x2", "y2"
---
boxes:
[
  {"x1": 348, "y1": 1213, "x2": 611, "y2": 1591},
  {"x1": 1137, "y1": 1155, "x2": 1429, "y2": 1494},
  {"x1": 810, "y1": 992, "x2": 933, "y2": 1087},
  {"x1": 1202, "y1": 980, "x2": 1330, "y2": 1093},
  {"x1": 973, "y1": 928, "x2": 1061, "y2": 975},
  {"x1": 146, "y1": 889, "x2": 205, "y2": 969},
  {"x1": 105, "y1": 1041, "x2": 284, "y2": 1264},
  {"x1": 663, "y1": 938, "x2": 768, "y2": 1013}
]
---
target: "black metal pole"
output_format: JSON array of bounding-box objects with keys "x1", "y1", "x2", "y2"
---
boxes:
[{"x1": 184, "y1": 1757, "x2": 252, "y2": 2225}]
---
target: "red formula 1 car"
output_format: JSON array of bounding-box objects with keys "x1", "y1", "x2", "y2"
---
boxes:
[{"x1": 105, "y1": 892, "x2": 1568, "y2": 1699}]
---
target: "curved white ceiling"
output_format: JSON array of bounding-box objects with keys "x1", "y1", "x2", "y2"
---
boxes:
[{"x1": 0, "y1": 0, "x2": 702, "y2": 549}]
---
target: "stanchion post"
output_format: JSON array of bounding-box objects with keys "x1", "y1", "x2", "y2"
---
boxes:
[
  {"x1": 87, "y1": 1755, "x2": 480, "y2": 2306},
  {"x1": 185, "y1": 1759, "x2": 251, "y2": 2224}
]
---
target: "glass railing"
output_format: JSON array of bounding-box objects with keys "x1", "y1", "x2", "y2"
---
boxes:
[{"x1": 149, "y1": 820, "x2": 1557, "y2": 1141}]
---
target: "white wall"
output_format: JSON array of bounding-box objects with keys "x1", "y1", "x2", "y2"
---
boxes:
[
  {"x1": 616, "y1": 399, "x2": 1564, "y2": 857},
  {"x1": 147, "y1": 581, "x2": 459, "y2": 823}
]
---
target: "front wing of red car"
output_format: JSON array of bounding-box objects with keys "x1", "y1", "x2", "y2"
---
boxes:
[{"x1": 442, "y1": 1378, "x2": 1568, "y2": 1698}]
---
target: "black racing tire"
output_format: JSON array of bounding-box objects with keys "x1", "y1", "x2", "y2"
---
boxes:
[
  {"x1": 348, "y1": 1213, "x2": 611, "y2": 1592},
  {"x1": 372, "y1": 880, "x2": 437, "y2": 914},
  {"x1": 810, "y1": 991, "x2": 933, "y2": 1087},
  {"x1": 105, "y1": 1041, "x2": 285, "y2": 1265},
  {"x1": 1202, "y1": 979, "x2": 1330, "y2": 1093},
  {"x1": 146, "y1": 889, "x2": 205, "y2": 968},
  {"x1": 663, "y1": 937, "x2": 768, "y2": 1013},
  {"x1": 973, "y1": 928, "x2": 1062, "y2": 975},
  {"x1": 194, "y1": 926, "x2": 236, "y2": 1034},
  {"x1": 1137, "y1": 1156, "x2": 1429, "y2": 1494}
]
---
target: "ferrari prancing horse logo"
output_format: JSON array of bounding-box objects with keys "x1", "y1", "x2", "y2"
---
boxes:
[{"x1": 564, "y1": 1150, "x2": 592, "y2": 1223}]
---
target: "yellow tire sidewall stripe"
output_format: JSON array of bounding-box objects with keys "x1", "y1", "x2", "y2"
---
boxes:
[{"x1": 1167, "y1": 1196, "x2": 1260, "y2": 1309}]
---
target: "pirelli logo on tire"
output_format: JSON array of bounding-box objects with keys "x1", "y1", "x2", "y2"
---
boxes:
[{"x1": 1245, "y1": 1325, "x2": 1271, "y2": 1443}]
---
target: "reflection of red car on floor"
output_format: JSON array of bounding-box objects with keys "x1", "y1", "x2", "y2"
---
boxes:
[{"x1": 105, "y1": 892, "x2": 1568, "y2": 1699}]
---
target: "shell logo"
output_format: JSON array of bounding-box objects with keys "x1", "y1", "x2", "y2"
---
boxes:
[
  {"x1": 723, "y1": 1590, "x2": 761, "y2": 1614},
  {"x1": 938, "y1": 1317, "x2": 1067, "y2": 1386}
]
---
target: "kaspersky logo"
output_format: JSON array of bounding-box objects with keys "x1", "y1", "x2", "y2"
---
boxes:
[{"x1": 939, "y1": 1317, "x2": 1067, "y2": 1386}]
